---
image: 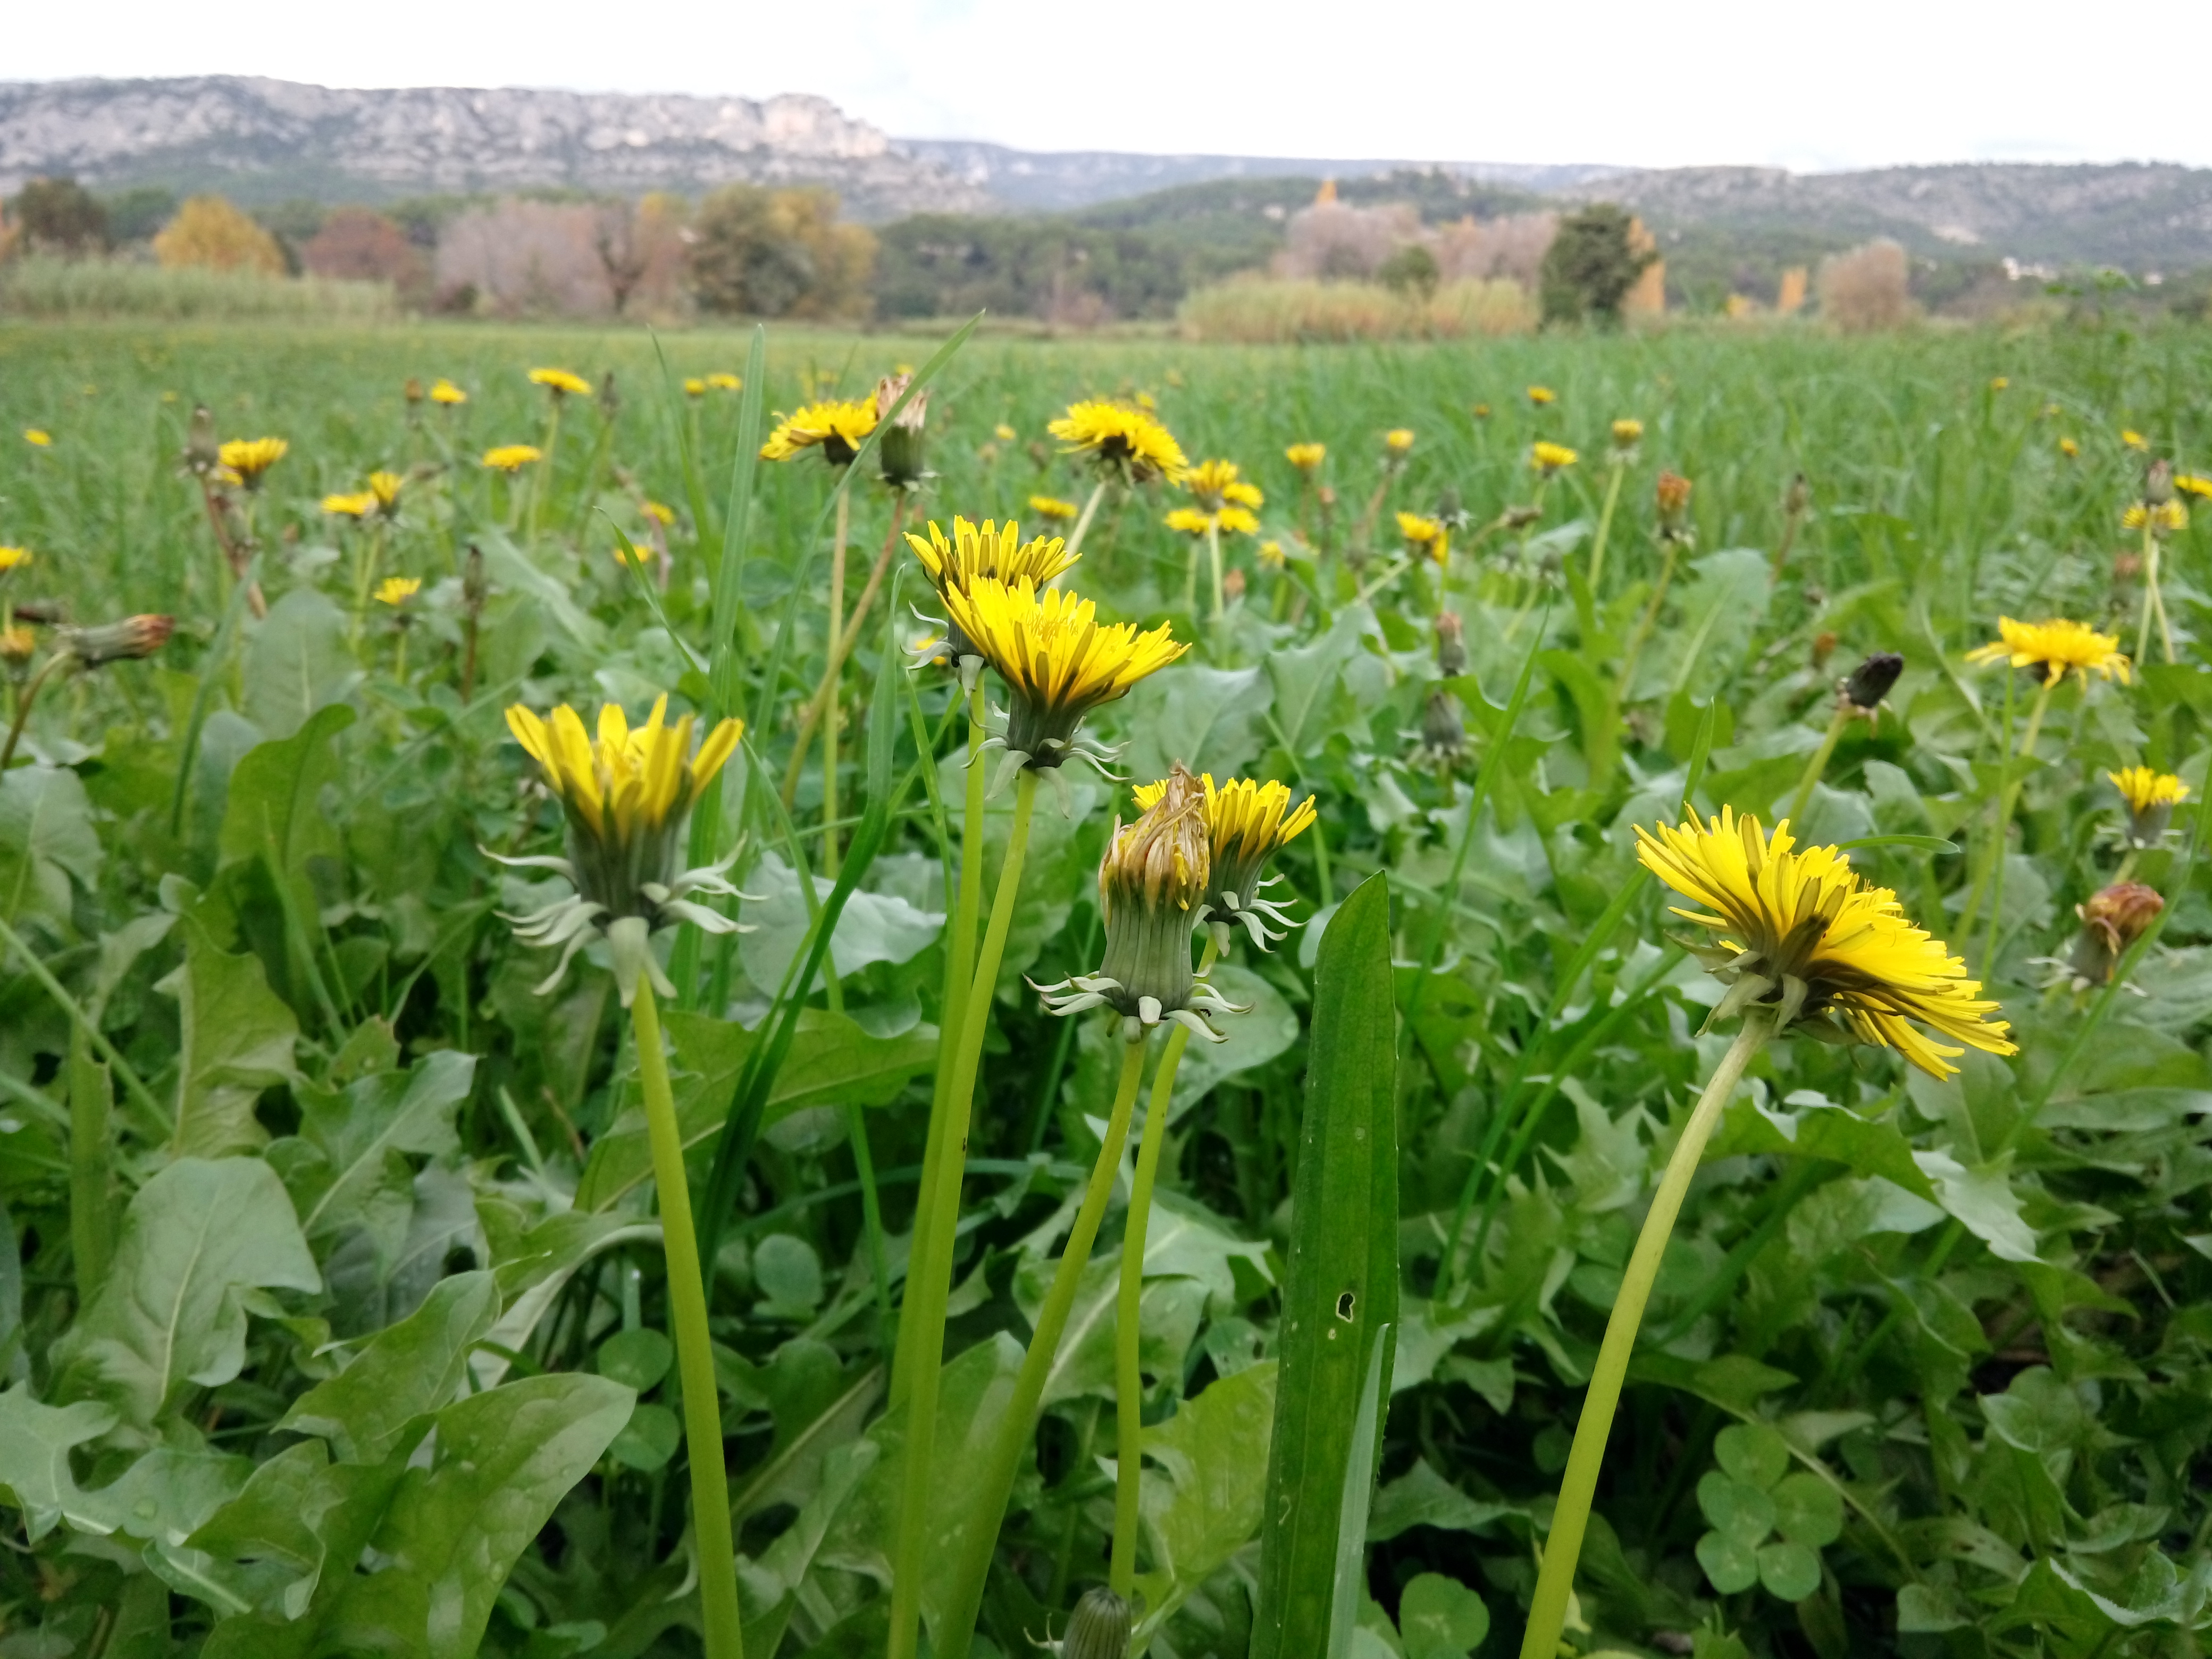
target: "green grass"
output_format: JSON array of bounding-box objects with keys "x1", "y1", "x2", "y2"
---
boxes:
[{"x1": 2, "y1": 313, "x2": 2211, "y2": 1659}]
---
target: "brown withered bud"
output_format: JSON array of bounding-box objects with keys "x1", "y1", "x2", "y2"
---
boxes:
[
  {"x1": 9, "y1": 599, "x2": 66, "y2": 626},
  {"x1": 1502, "y1": 504, "x2": 1543, "y2": 531},
  {"x1": 1435, "y1": 610, "x2": 1467, "y2": 677},
  {"x1": 2066, "y1": 882, "x2": 2164, "y2": 987},
  {"x1": 1655, "y1": 470, "x2": 1694, "y2": 544},
  {"x1": 463, "y1": 543, "x2": 489, "y2": 612},
  {"x1": 60, "y1": 615, "x2": 174, "y2": 667},
  {"x1": 1222, "y1": 566, "x2": 1246, "y2": 604},
  {"x1": 1811, "y1": 631, "x2": 1839, "y2": 673},
  {"x1": 403, "y1": 377, "x2": 424, "y2": 405},
  {"x1": 1783, "y1": 471, "x2": 1811, "y2": 517},
  {"x1": 2145, "y1": 458, "x2": 2174, "y2": 506},
  {"x1": 181, "y1": 404, "x2": 220, "y2": 477},
  {"x1": 1842, "y1": 651, "x2": 1905, "y2": 712},
  {"x1": 0, "y1": 625, "x2": 35, "y2": 669}
]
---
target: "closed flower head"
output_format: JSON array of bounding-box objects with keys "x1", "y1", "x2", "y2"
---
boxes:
[
  {"x1": 1966, "y1": 617, "x2": 2131, "y2": 685},
  {"x1": 761, "y1": 398, "x2": 878, "y2": 466},
  {"x1": 1527, "y1": 385, "x2": 1556, "y2": 406},
  {"x1": 1611, "y1": 417, "x2": 1644, "y2": 450},
  {"x1": 60, "y1": 614, "x2": 174, "y2": 668},
  {"x1": 323, "y1": 491, "x2": 376, "y2": 518},
  {"x1": 940, "y1": 577, "x2": 1184, "y2": 781},
  {"x1": 874, "y1": 372, "x2": 930, "y2": 489},
  {"x1": 2065, "y1": 881, "x2": 2164, "y2": 987},
  {"x1": 1636, "y1": 809, "x2": 2015, "y2": 1079},
  {"x1": 368, "y1": 470, "x2": 404, "y2": 513},
  {"x1": 499, "y1": 698, "x2": 749, "y2": 1004},
  {"x1": 1397, "y1": 511, "x2": 1448, "y2": 562},
  {"x1": 1049, "y1": 399, "x2": 1188, "y2": 484},
  {"x1": 529, "y1": 367, "x2": 591, "y2": 398},
  {"x1": 2108, "y1": 766, "x2": 2189, "y2": 848},
  {"x1": 1841, "y1": 651, "x2": 1904, "y2": 714},
  {"x1": 1384, "y1": 428, "x2": 1415, "y2": 456}
]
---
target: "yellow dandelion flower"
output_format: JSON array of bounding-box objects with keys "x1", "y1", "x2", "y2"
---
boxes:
[
  {"x1": 1, "y1": 625, "x2": 33, "y2": 663},
  {"x1": 1285, "y1": 442, "x2": 1326, "y2": 473},
  {"x1": 1966, "y1": 616, "x2": 2131, "y2": 685},
  {"x1": 2122, "y1": 429, "x2": 2149, "y2": 451},
  {"x1": 1216, "y1": 506, "x2": 1260, "y2": 537},
  {"x1": 1397, "y1": 510, "x2": 1445, "y2": 550},
  {"x1": 684, "y1": 378, "x2": 707, "y2": 398},
  {"x1": 2058, "y1": 437, "x2": 2080, "y2": 458},
  {"x1": 1531, "y1": 440, "x2": 1579, "y2": 475},
  {"x1": 937, "y1": 577, "x2": 1185, "y2": 770},
  {"x1": 1028, "y1": 495, "x2": 1079, "y2": 522},
  {"x1": 219, "y1": 437, "x2": 288, "y2": 487},
  {"x1": 24, "y1": 430, "x2": 52, "y2": 448},
  {"x1": 430, "y1": 379, "x2": 467, "y2": 406},
  {"x1": 2123, "y1": 500, "x2": 2189, "y2": 534},
  {"x1": 1049, "y1": 399, "x2": 1188, "y2": 484},
  {"x1": 1164, "y1": 507, "x2": 1216, "y2": 538},
  {"x1": 1182, "y1": 458, "x2": 1263, "y2": 513},
  {"x1": 500, "y1": 697, "x2": 747, "y2": 1002},
  {"x1": 705, "y1": 372, "x2": 741, "y2": 391},
  {"x1": 760, "y1": 398, "x2": 877, "y2": 465},
  {"x1": 1135, "y1": 391, "x2": 1158, "y2": 411},
  {"x1": 2175, "y1": 472, "x2": 2212, "y2": 500},
  {"x1": 1527, "y1": 385, "x2": 1557, "y2": 406},
  {"x1": 1636, "y1": 808, "x2": 2015, "y2": 1079},
  {"x1": 642, "y1": 500, "x2": 676, "y2": 526},
  {"x1": 995, "y1": 423, "x2": 1019, "y2": 443},
  {"x1": 1384, "y1": 428, "x2": 1415, "y2": 455},
  {"x1": 1611, "y1": 417, "x2": 1644, "y2": 448},
  {"x1": 530, "y1": 367, "x2": 591, "y2": 397},
  {"x1": 482, "y1": 444, "x2": 544, "y2": 473},
  {"x1": 322, "y1": 491, "x2": 376, "y2": 518},
  {"x1": 367, "y1": 470, "x2": 403, "y2": 512},
  {"x1": 375, "y1": 576, "x2": 421, "y2": 605},
  {"x1": 0, "y1": 547, "x2": 32, "y2": 573},
  {"x1": 1989, "y1": 376, "x2": 2010, "y2": 391},
  {"x1": 905, "y1": 516, "x2": 1078, "y2": 667},
  {"x1": 2108, "y1": 766, "x2": 2188, "y2": 815},
  {"x1": 1258, "y1": 539, "x2": 1286, "y2": 569}
]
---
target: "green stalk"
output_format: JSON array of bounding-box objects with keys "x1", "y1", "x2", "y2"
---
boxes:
[
  {"x1": 1588, "y1": 456, "x2": 1628, "y2": 596},
  {"x1": 2135, "y1": 519, "x2": 2160, "y2": 667},
  {"x1": 1615, "y1": 535, "x2": 1681, "y2": 704},
  {"x1": 1959, "y1": 671, "x2": 2055, "y2": 956},
  {"x1": 0, "y1": 912, "x2": 163, "y2": 1126},
  {"x1": 1063, "y1": 479, "x2": 1110, "y2": 563},
  {"x1": 68, "y1": 1027, "x2": 113, "y2": 1302},
  {"x1": 629, "y1": 983, "x2": 744, "y2": 1659},
  {"x1": 1784, "y1": 703, "x2": 1850, "y2": 826},
  {"x1": 1110, "y1": 940, "x2": 1217, "y2": 1594},
  {"x1": 531, "y1": 397, "x2": 563, "y2": 547},
  {"x1": 886, "y1": 768, "x2": 1040, "y2": 1659},
  {"x1": 889, "y1": 681, "x2": 988, "y2": 1411},
  {"x1": 822, "y1": 490, "x2": 850, "y2": 881},
  {"x1": 1518, "y1": 1012, "x2": 1773, "y2": 1659},
  {"x1": 936, "y1": 1034, "x2": 1150, "y2": 1659},
  {"x1": 1207, "y1": 519, "x2": 1226, "y2": 622}
]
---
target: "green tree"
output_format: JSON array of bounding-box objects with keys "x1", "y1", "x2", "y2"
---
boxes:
[
  {"x1": 1377, "y1": 242, "x2": 1441, "y2": 301},
  {"x1": 13, "y1": 177, "x2": 108, "y2": 255},
  {"x1": 1539, "y1": 202, "x2": 1656, "y2": 326},
  {"x1": 689, "y1": 183, "x2": 875, "y2": 320}
]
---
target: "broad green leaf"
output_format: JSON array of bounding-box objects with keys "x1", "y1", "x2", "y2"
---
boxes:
[
  {"x1": 52, "y1": 1157, "x2": 320, "y2": 1437},
  {"x1": 575, "y1": 1008, "x2": 936, "y2": 1210},
  {"x1": 1913, "y1": 1149, "x2": 2040, "y2": 1263},
  {"x1": 596, "y1": 1328, "x2": 673, "y2": 1392},
  {"x1": 1267, "y1": 606, "x2": 1375, "y2": 754},
  {"x1": 1166, "y1": 961, "x2": 1301, "y2": 1114},
  {"x1": 1714, "y1": 1422, "x2": 1791, "y2": 1489},
  {"x1": 1772, "y1": 1472, "x2": 1845, "y2": 1548},
  {"x1": 608, "y1": 1402, "x2": 680, "y2": 1471},
  {"x1": 739, "y1": 852, "x2": 945, "y2": 994},
  {"x1": 280, "y1": 1271, "x2": 500, "y2": 1462},
  {"x1": 1757, "y1": 1539, "x2": 1823, "y2": 1602},
  {"x1": 215, "y1": 702, "x2": 355, "y2": 876},
  {"x1": 1697, "y1": 1529, "x2": 1761, "y2": 1595},
  {"x1": 0, "y1": 1386, "x2": 117, "y2": 1539},
  {"x1": 155, "y1": 914, "x2": 299, "y2": 1158},
  {"x1": 1368, "y1": 1458, "x2": 1516, "y2": 1542},
  {"x1": 73, "y1": 1444, "x2": 253, "y2": 1544},
  {"x1": 737, "y1": 1438, "x2": 881, "y2": 1656},
  {"x1": 0, "y1": 764, "x2": 102, "y2": 924},
  {"x1": 269, "y1": 1049, "x2": 474, "y2": 1272},
  {"x1": 1019, "y1": 1254, "x2": 1208, "y2": 1406},
  {"x1": 1696, "y1": 1472, "x2": 1776, "y2": 1547},
  {"x1": 330, "y1": 1374, "x2": 633, "y2": 1659},
  {"x1": 1125, "y1": 661, "x2": 1272, "y2": 785},
  {"x1": 1628, "y1": 1351, "x2": 1799, "y2": 1414},
  {"x1": 241, "y1": 589, "x2": 358, "y2": 739},
  {"x1": 1253, "y1": 875, "x2": 1398, "y2": 1659},
  {"x1": 1709, "y1": 1093, "x2": 1938, "y2": 1198},
  {"x1": 1397, "y1": 1573, "x2": 1490, "y2": 1659},
  {"x1": 1135, "y1": 1360, "x2": 1279, "y2": 1642}
]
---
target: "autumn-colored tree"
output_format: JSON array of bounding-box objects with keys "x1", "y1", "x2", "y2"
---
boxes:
[
  {"x1": 591, "y1": 193, "x2": 691, "y2": 316},
  {"x1": 300, "y1": 207, "x2": 430, "y2": 299},
  {"x1": 153, "y1": 196, "x2": 286, "y2": 275},
  {"x1": 689, "y1": 185, "x2": 875, "y2": 320},
  {"x1": 1817, "y1": 240, "x2": 1913, "y2": 331}
]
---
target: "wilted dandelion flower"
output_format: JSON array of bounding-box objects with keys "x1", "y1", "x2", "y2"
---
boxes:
[
  {"x1": 2123, "y1": 500, "x2": 2189, "y2": 535},
  {"x1": 1435, "y1": 610, "x2": 1467, "y2": 676},
  {"x1": 2059, "y1": 882, "x2": 2164, "y2": 988},
  {"x1": 1034, "y1": 766, "x2": 1243, "y2": 1041},
  {"x1": 497, "y1": 698, "x2": 750, "y2": 1004},
  {"x1": 1029, "y1": 495, "x2": 1079, "y2": 522},
  {"x1": 1527, "y1": 386, "x2": 1556, "y2": 406},
  {"x1": 873, "y1": 372, "x2": 931, "y2": 489},
  {"x1": 1636, "y1": 808, "x2": 2016, "y2": 1079},
  {"x1": 1049, "y1": 399, "x2": 1188, "y2": 484},
  {"x1": 1966, "y1": 617, "x2": 2131, "y2": 685},
  {"x1": 23, "y1": 430, "x2": 52, "y2": 448},
  {"x1": 483, "y1": 444, "x2": 544, "y2": 474},
  {"x1": 1530, "y1": 440, "x2": 1578, "y2": 475},
  {"x1": 375, "y1": 576, "x2": 421, "y2": 606},
  {"x1": 529, "y1": 367, "x2": 591, "y2": 398},
  {"x1": 905, "y1": 516, "x2": 1076, "y2": 673},
  {"x1": 430, "y1": 379, "x2": 467, "y2": 406},
  {"x1": 1135, "y1": 771, "x2": 1316, "y2": 950},
  {"x1": 939, "y1": 577, "x2": 1184, "y2": 784},
  {"x1": 368, "y1": 470, "x2": 404, "y2": 514},
  {"x1": 2108, "y1": 766, "x2": 2189, "y2": 847},
  {"x1": 322, "y1": 491, "x2": 376, "y2": 518},
  {"x1": 706, "y1": 372, "x2": 741, "y2": 391},
  {"x1": 1285, "y1": 442, "x2": 1326, "y2": 473},
  {"x1": 0, "y1": 625, "x2": 33, "y2": 665},
  {"x1": 219, "y1": 437, "x2": 288, "y2": 488},
  {"x1": 2122, "y1": 429, "x2": 2149, "y2": 451},
  {"x1": 760, "y1": 398, "x2": 878, "y2": 466}
]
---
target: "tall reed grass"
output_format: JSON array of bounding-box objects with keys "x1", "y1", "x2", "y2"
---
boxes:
[
  {"x1": 1178, "y1": 275, "x2": 1536, "y2": 343},
  {"x1": 0, "y1": 255, "x2": 397, "y2": 323}
]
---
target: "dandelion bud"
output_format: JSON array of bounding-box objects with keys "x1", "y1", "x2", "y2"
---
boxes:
[
  {"x1": 1384, "y1": 428, "x2": 1415, "y2": 458},
  {"x1": 181, "y1": 404, "x2": 220, "y2": 477},
  {"x1": 2145, "y1": 458, "x2": 2174, "y2": 506},
  {"x1": 1435, "y1": 611, "x2": 1467, "y2": 677},
  {"x1": 403, "y1": 377, "x2": 424, "y2": 405},
  {"x1": 1502, "y1": 504, "x2": 1542, "y2": 531},
  {"x1": 1223, "y1": 566, "x2": 1246, "y2": 603},
  {"x1": 1060, "y1": 1588, "x2": 1133, "y2": 1659},
  {"x1": 1611, "y1": 417, "x2": 1644, "y2": 451},
  {"x1": 1784, "y1": 472, "x2": 1811, "y2": 518},
  {"x1": 1433, "y1": 487, "x2": 1468, "y2": 530},
  {"x1": 2108, "y1": 767, "x2": 2188, "y2": 849},
  {"x1": 463, "y1": 544, "x2": 489, "y2": 611},
  {"x1": 1842, "y1": 651, "x2": 1904, "y2": 712},
  {"x1": 60, "y1": 614, "x2": 174, "y2": 667},
  {"x1": 1318, "y1": 484, "x2": 1338, "y2": 510},
  {"x1": 874, "y1": 372, "x2": 931, "y2": 490},
  {"x1": 1417, "y1": 687, "x2": 1470, "y2": 770},
  {"x1": 10, "y1": 599, "x2": 64, "y2": 626},
  {"x1": 1656, "y1": 470, "x2": 1692, "y2": 529},
  {"x1": 2067, "y1": 882, "x2": 2164, "y2": 987}
]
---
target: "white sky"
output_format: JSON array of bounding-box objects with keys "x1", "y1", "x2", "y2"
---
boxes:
[{"x1": 9, "y1": 0, "x2": 2207, "y2": 173}]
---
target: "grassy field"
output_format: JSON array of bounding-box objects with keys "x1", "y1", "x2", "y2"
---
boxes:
[{"x1": 2, "y1": 313, "x2": 2211, "y2": 1659}]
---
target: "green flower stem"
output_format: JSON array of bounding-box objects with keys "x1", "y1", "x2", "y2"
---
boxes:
[
  {"x1": 1519, "y1": 1011, "x2": 1772, "y2": 1659},
  {"x1": 68, "y1": 1027, "x2": 114, "y2": 1302},
  {"x1": 1588, "y1": 455, "x2": 1628, "y2": 596},
  {"x1": 1615, "y1": 535, "x2": 1681, "y2": 705},
  {"x1": 1207, "y1": 519, "x2": 1226, "y2": 622},
  {"x1": 822, "y1": 489, "x2": 850, "y2": 881},
  {"x1": 887, "y1": 766, "x2": 1040, "y2": 1659},
  {"x1": 0, "y1": 911, "x2": 163, "y2": 1127},
  {"x1": 1110, "y1": 939, "x2": 1219, "y2": 1596},
  {"x1": 531, "y1": 398, "x2": 562, "y2": 547},
  {"x1": 938, "y1": 1033, "x2": 1151, "y2": 1659},
  {"x1": 628, "y1": 983, "x2": 744, "y2": 1659},
  {"x1": 889, "y1": 681, "x2": 988, "y2": 1411},
  {"x1": 1959, "y1": 671, "x2": 2056, "y2": 962},
  {"x1": 1784, "y1": 703, "x2": 1851, "y2": 826},
  {"x1": 1063, "y1": 479, "x2": 1111, "y2": 563},
  {"x1": 2136, "y1": 520, "x2": 2175, "y2": 667}
]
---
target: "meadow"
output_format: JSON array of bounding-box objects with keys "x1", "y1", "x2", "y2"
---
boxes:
[{"x1": 1, "y1": 310, "x2": 2210, "y2": 1659}]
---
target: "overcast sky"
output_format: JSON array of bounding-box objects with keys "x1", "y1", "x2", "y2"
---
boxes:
[{"x1": 11, "y1": 0, "x2": 2207, "y2": 173}]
